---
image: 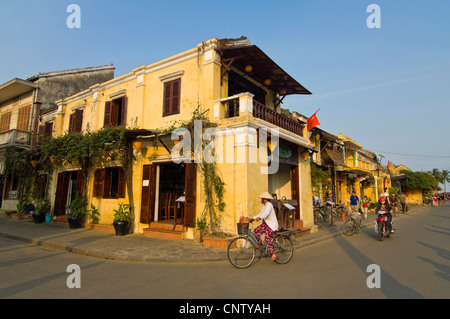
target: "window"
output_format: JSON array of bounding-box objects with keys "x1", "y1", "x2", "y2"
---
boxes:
[
  {"x1": 69, "y1": 109, "x2": 83, "y2": 133},
  {"x1": 104, "y1": 96, "x2": 127, "y2": 127},
  {"x1": 37, "y1": 122, "x2": 53, "y2": 145},
  {"x1": 0, "y1": 112, "x2": 11, "y2": 132},
  {"x1": 93, "y1": 167, "x2": 126, "y2": 198},
  {"x1": 17, "y1": 105, "x2": 31, "y2": 131},
  {"x1": 163, "y1": 79, "x2": 181, "y2": 116}
]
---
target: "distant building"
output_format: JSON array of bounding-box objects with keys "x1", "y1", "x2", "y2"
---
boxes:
[{"x1": 0, "y1": 64, "x2": 115, "y2": 210}]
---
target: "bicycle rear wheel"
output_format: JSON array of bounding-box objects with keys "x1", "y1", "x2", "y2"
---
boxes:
[
  {"x1": 272, "y1": 234, "x2": 294, "y2": 264},
  {"x1": 227, "y1": 236, "x2": 256, "y2": 269},
  {"x1": 314, "y1": 212, "x2": 324, "y2": 227}
]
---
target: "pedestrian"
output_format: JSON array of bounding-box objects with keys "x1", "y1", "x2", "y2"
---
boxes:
[
  {"x1": 250, "y1": 192, "x2": 279, "y2": 261},
  {"x1": 350, "y1": 191, "x2": 360, "y2": 213},
  {"x1": 399, "y1": 193, "x2": 407, "y2": 214},
  {"x1": 390, "y1": 194, "x2": 399, "y2": 217},
  {"x1": 361, "y1": 195, "x2": 369, "y2": 219}
]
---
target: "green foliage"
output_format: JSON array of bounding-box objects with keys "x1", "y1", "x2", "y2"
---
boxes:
[
  {"x1": 35, "y1": 198, "x2": 51, "y2": 215},
  {"x1": 67, "y1": 195, "x2": 88, "y2": 220},
  {"x1": 310, "y1": 162, "x2": 330, "y2": 189},
  {"x1": 400, "y1": 170, "x2": 438, "y2": 191},
  {"x1": 88, "y1": 204, "x2": 100, "y2": 224},
  {"x1": 113, "y1": 203, "x2": 131, "y2": 222}
]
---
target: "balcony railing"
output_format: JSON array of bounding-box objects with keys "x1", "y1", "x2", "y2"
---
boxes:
[
  {"x1": 216, "y1": 92, "x2": 304, "y2": 138},
  {"x1": 0, "y1": 129, "x2": 32, "y2": 148},
  {"x1": 253, "y1": 101, "x2": 303, "y2": 137}
]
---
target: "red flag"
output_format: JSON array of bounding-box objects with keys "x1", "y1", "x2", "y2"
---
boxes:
[
  {"x1": 307, "y1": 109, "x2": 320, "y2": 131},
  {"x1": 387, "y1": 161, "x2": 391, "y2": 167}
]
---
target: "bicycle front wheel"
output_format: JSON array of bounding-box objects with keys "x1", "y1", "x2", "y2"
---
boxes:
[
  {"x1": 227, "y1": 236, "x2": 256, "y2": 269},
  {"x1": 272, "y1": 234, "x2": 294, "y2": 264},
  {"x1": 342, "y1": 220, "x2": 355, "y2": 236}
]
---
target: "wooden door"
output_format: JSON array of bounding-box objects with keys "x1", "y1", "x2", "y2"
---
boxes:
[
  {"x1": 54, "y1": 172, "x2": 71, "y2": 216},
  {"x1": 184, "y1": 163, "x2": 197, "y2": 228},
  {"x1": 291, "y1": 166, "x2": 300, "y2": 219},
  {"x1": 140, "y1": 164, "x2": 157, "y2": 224}
]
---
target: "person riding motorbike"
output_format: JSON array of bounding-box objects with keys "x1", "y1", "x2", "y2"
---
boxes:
[{"x1": 376, "y1": 196, "x2": 393, "y2": 233}]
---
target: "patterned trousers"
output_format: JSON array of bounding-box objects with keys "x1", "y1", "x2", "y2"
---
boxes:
[{"x1": 254, "y1": 221, "x2": 276, "y2": 254}]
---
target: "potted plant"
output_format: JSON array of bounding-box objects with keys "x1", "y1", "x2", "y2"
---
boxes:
[
  {"x1": 113, "y1": 203, "x2": 131, "y2": 236},
  {"x1": 67, "y1": 196, "x2": 88, "y2": 229},
  {"x1": 35, "y1": 199, "x2": 51, "y2": 223},
  {"x1": 193, "y1": 216, "x2": 207, "y2": 243}
]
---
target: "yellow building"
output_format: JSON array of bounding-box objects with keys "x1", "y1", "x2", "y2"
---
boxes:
[{"x1": 43, "y1": 37, "x2": 316, "y2": 238}]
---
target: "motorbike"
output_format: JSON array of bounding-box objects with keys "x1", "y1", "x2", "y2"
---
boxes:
[{"x1": 375, "y1": 209, "x2": 393, "y2": 241}]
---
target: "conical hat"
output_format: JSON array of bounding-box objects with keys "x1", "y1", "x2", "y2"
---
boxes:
[{"x1": 258, "y1": 192, "x2": 274, "y2": 200}]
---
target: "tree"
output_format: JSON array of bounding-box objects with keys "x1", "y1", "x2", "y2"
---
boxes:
[{"x1": 441, "y1": 169, "x2": 450, "y2": 193}]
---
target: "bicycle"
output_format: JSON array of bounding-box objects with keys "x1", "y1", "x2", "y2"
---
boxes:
[
  {"x1": 313, "y1": 206, "x2": 325, "y2": 227},
  {"x1": 227, "y1": 223, "x2": 294, "y2": 269},
  {"x1": 324, "y1": 201, "x2": 347, "y2": 224},
  {"x1": 342, "y1": 211, "x2": 362, "y2": 236}
]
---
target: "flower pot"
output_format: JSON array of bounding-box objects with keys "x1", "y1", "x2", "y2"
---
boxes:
[
  {"x1": 68, "y1": 215, "x2": 83, "y2": 229},
  {"x1": 32, "y1": 214, "x2": 45, "y2": 224},
  {"x1": 193, "y1": 229, "x2": 203, "y2": 243},
  {"x1": 113, "y1": 220, "x2": 129, "y2": 236},
  {"x1": 45, "y1": 215, "x2": 52, "y2": 223}
]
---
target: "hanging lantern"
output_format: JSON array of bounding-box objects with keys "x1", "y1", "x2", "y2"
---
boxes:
[
  {"x1": 50, "y1": 156, "x2": 57, "y2": 164},
  {"x1": 245, "y1": 65, "x2": 253, "y2": 73},
  {"x1": 31, "y1": 160, "x2": 37, "y2": 168},
  {"x1": 133, "y1": 141, "x2": 143, "y2": 152},
  {"x1": 280, "y1": 89, "x2": 287, "y2": 95},
  {"x1": 301, "y1": 151, "x2": 310, "y2": 161},
  {"x1": 267, "y1": 139, "x2": 278, "y2": 152},
  {"x1": 264, "y1": 79, "x2": 271, "y2": 86}
]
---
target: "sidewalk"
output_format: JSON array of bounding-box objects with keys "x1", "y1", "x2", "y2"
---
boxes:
[{"x1": 0, "y1": 206, "x2": 427, "y2": 263}]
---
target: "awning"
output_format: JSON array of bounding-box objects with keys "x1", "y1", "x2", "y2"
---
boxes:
[
  {"x1": 0, "y1": 78, "x2": 38, "y2": 104},
  {"x1": 323, "y1": 149, "x2": 346, "y2": 167},
  {"x1": 219, "y1": 44, "x2": 311, "y2": 96}
]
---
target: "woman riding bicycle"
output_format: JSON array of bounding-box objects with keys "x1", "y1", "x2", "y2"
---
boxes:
[{"x1": 249, "y1": 192, "x2": 279, "y2": 261}]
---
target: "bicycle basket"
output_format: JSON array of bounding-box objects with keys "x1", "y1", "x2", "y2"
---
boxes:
[{"x1": 237, "y1": 222, "x2": 249, "y2": 235}]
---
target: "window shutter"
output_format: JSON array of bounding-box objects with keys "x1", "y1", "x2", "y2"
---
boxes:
[
  {"x1": 37, "y1": 125, "x2": 45, "y2": 146},
  {"x1": 163, "y1": 82, "x2": 171, "y2": 116},
  {"x1": 111, "y1": 101, "x2": 119, "y2": 127},
  {"x1": 93, "y1": 169, "x2": 105, "y2": 198},
  {"x1": 75, "y1": 170, "x2": 84, "y2": 198},
  {"x1": 172, "y1": 79, "x2": 181, "y2": 114},
  {"x1": 17, "y1": 105, "x2": 30, "y2": 131},
  {"x1": 69, "y1": 114, "x2": 74, "y2": 133},
  {"x1": 104, "y1": 101, "x2": 112, "y2": 127},
  {"x1": 117, "y1": 167, "x2": 126, "y2": 198},
  {"x1": 44, "y1": 122, "x2": 53, "y2": 138},
  {"x1": 73, "y1": 109, "x2": 83, "y2": 133},
  {"x1": 103, "y1": 168, "x2": 112, "y2": 198},
  {"x1": 140, "y1": 164, "x2": 157, "y2": 224},
  {"x1": 120, "y1": 96, "x2": 127, "y2": 126}
]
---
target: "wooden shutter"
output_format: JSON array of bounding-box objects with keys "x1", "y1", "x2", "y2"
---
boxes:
[
  {"x1": 44, "y1": 122, "x2": 53, "y2": 138},
  {"x1": 54, "y1": 172, "x2": 71, "y2": 216},
  {"x1": 103, "y1": 168, "x2": 112, "y2": 198},
  {"x1": 75, "y1": 170, "x2": 84, "y2": 198},
  {"x1": 140, "y1": 164, "x2": 157, "y2": 224},
  {"x1": 120, "y1": 96, "x2": 127, "y2": 126},
  {"x1": 93, "y1": 169, "x2": 105, "y2": 198},
  {"x1": 163, "y1": 82, "x2": 171, "y2": 116},
  {"x1": 111, "y1": 101, "x2": 119, "y2": 127},
  {"x1": 163, "y1": 79, "x2": 181, "y2": 116},
  {"x1": 104, "y1": 101, "x2": 112, "y2": 127},
  {"x1": 37, "y1": 125, "x2": 45, "y2": 146},
  {"x1": 73, "y1": 109, "x2": 83, "y2": 133},
  {"x1": 0, "y1": 112, "x2": 11, "y2": 132},
  {"x1": 291, "y1": 166, "x2": 300, "y2": 219},
  {"x1": 172, "y1": 79, "x2": 180, "y2": 114},
  {"x1": 68, "y1": 114, "x2": 74, "y2": 132},
  {"x1": 117, "y1": 167, "x2": 126, "y2": 198},
  {"x1": 17, "y1": 105, "x2": 30, "y2": 131},
  {"x1": 184, "y1": 163, "x2": 197, "y2": 228}
]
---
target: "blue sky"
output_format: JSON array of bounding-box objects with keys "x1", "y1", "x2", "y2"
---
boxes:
[{"x1": 1, "y1": 0, "x2": 449, "y2": 187}]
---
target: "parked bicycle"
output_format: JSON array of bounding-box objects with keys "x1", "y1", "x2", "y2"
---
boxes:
[
  {"x1": 342, "y1": 211, "x2": 362, "y2": 236},
  {"x1": 227, "y1": 223, "x2": 294, "y2": 269}
]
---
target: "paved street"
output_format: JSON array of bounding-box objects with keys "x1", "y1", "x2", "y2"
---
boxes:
[{"x1": 0, "y1": 205, "x2": 448, "y2": 299}]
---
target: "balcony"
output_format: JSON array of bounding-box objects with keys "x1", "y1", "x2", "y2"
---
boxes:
[
  {"x1": 214, "y1": 93, "x2": 304, "y2": 137},
  {"x1": 0, "y1": 129, "x2": 32, "y2": 149}
]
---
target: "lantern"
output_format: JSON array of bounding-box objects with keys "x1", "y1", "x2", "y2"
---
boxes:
[
  {"x1": 245, "y1": 65, "x2": 253, "y2": 73},
  {"x1": 133, "y1": 141, "x2": 143, "y2": 152}
]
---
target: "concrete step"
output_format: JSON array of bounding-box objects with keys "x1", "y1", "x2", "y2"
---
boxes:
[{"x1": 143, "y1": 222, "x2": 187, "y2": 240}]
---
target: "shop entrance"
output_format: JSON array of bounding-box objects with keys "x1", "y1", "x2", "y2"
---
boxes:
[{"x1": 140, "y1": 162, "x2": 196, "y2": 227}]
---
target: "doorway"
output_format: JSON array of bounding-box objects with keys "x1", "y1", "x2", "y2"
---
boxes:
[
  {"x1": 140, "y1": 162, "x2": 196, "y2": 227},
  {"x1": 54, "y1": 170, "x2": 83, "y2": 216}
]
